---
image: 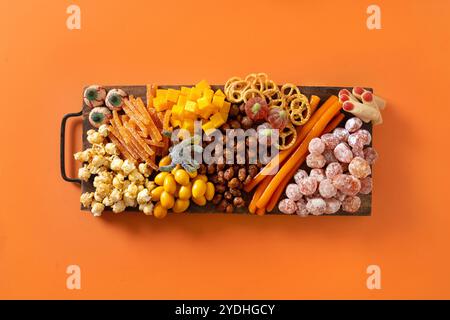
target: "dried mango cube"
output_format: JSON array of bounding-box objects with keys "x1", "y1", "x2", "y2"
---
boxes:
[
  {"x1": 177, "y1": 95, "x2": 187, "y2": 107},
  {"x1": 188, "y1": 87, "x2": 202, "y2": 101},
  {"x1": 203, "y1": 88, "x2": 214, "y2": 100},
  {"x1": 171, "y1": 118, "x2": 181, "y2": 127},
  {"x1": 180, "y1": 87, "x2": 191, "y2": 96},
  {"x1": 182, "y1": 119, "x2": 195, "y2": 133},
  {"x1": 197, "y1": 96, "x2": 211, "y2": 110},
  {"x1": 184, "y1": 100, "x2": 197, "y2": 113},
  {"x1": 167, "y1": 89, "x2": 180, "y2": 103},
  {"x1": 183, "y1": 110, "x2": 196, "y2": 120},
  {"x1": 214, "y1": 89, "x2": 225, "y2": 97},
  {"x1": 212, "y1": 95, "x2": 225, "y2": 108},
  {"x1": 153, "y1": 96, "x2": 168, "y2": 112},
  {"x1": 220, "y1": 112, "x2": 228, "y2": 123},
  {"x1": 171, "y1": 104, "x2": 184, "y2": 120},
  {"x1": 220, "y1": 101, "x2": 231, "y2": 115},
  {"x1": 156, "y1": 89, "x2": 168, "y2": 98},
  {"x1": 195, "y1": 80, "x2": 210, "y2": 91},
  {"x1": 201, "y1": 120, "x2": 215, "y2": 133},
  {"x1": 210, "y1": 112, "x2": 225, "y2": 128}
]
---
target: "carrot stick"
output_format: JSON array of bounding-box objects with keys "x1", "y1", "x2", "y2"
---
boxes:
[
  {"x1": 309, "y1": 95, "x2": 320, "y2": 114},
  {"x1": 256, "y1": 207, "x2": 266, "y2": 216},
  {"x1": 256, "y1": 100, "x2": 342, "y2": 209},
  {"x1": 323, "y1": 113, "x2": 345, "y2": 134},
  {"x1": 244, "y1": 95, "x2": 338, "y2": 193},
  {"x1": 248, "y1": 176, "x2": 272, "y2": 214}
]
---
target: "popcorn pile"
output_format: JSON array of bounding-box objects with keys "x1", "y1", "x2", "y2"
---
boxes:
[{"x1": 74, "y1": 125, "x2": 155, "y2": 217}]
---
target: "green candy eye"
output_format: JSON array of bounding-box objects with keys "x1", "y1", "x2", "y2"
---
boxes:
[
  {"x1": 86, "y1": 89, "x2": 97, "y2": 101},
  {"x1": 109, "y1": 94, "x2": 122, "y2": 107},
  {"x1": 90, "y1": 112, "x2": 104, "y2": 123}
]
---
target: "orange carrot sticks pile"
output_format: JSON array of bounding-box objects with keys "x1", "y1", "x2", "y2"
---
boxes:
[{"x1": 256, "y1": 99, "x2": 342, "y2": 210}]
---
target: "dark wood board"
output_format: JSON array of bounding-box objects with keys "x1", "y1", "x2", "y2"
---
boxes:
[{"x1": 80, "y1": 85, "x2": 372, "y2": 216}]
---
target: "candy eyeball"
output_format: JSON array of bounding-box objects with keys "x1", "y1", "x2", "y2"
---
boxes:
[
  {"x1": 89, "y1": 107, "x2": 111, "y2": 128},
  {"x1": 106, "y1": 88, "x2": 127, "y2": 110},
  {"x1": 84, "y1": 85, "x2": 107, "y2": 108}
]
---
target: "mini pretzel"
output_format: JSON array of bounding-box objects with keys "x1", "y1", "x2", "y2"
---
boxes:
[
  {"x1": 278, "y1": 123, "x2": 297, "y2": 150},
  {"x1": 288, "y1": 94, "x2": 311, "y2": 126},
  {"x1": 224, "y1": 76, "x2": 242, "y2": 95},
  {"x1": 280, "y1": 83, "x2": 301, "y2": 97},
  {"x1": 243, "y1": 88, "x2": 266, "y2": 103},
  {"x1": 227, "y1": 80, "x2": 250, "y2": 103}
]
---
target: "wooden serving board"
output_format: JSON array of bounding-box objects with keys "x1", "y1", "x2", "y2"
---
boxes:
[{"x1": 80, "y1": 85, "x2": 372, "y2": 216}]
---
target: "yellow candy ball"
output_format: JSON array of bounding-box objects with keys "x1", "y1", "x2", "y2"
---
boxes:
[
  {"x1": 174, "y1": 169, "x2": 190, "y2": 186},
  {"x1": 192, "y1": 179, "x2": 207, "y2": 199},
  {"x1": 187, "y1": 170, "x2": 197, "y2": 179},
  {"x1": 178, "y1": 184, "x2": 192, "y2": 200},
  {"x1": 205, "y1": 182, "x2": 215, "y2": 201},
  {"x1": 163, "y1": 174, "x2": 177, "y2": 194},
  {"x1": 160, "y1": 191, "x2": 175, "y2": 209},
  {"x1": 150, "y1": 186, "x2": 164, "y2": 201},
  {"x1": 192, "y1": 195, "x2": 206, "y2": 206},
  {"x1": 172, "y1": 199, "x2": 190, "y2": 213},
  {"x1": 154, "y1": 172, "x2": 169, "y2": 186},
  {"x1": 153, "y1": 202, "x2": 168, "y2": 219},
  {"x1": 158, "y1": 156, "x2": 172, "y2": 167}
]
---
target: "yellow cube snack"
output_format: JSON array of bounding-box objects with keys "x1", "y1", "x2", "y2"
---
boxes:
[
  {"x1": 212, "y1": 94, "x2": 225, "y2": 108},
  {"x1": 153, "y1": 96, "x2": 168, "y2": 112},
  {"x1": 182, "y1": 119, "x2": 195, "y2": 133},
  {"x1": 177, "y1": 95, "x2": 187, "y2": 107},
  {"x1": 210, "y1": 112, "x2": 225, "y2": 128},
  {"x1": 214, "y1": 89, "x2": 225, "y2": 97},
  {"x1": 197, "y1": 96, "x2": 211, "y2": 110},
  {"x1": 184, "y1": 100, "x2": 197, "y2": 113},
  {"x1": 203, "y1": 88, "x2": 214, "y2": 100},
  {"x1": 180, "y1": 86, "x2": 191, "y2": 96},
  {"x1": 220, "y1": 101, "x2": 231, "y2": 114},
  {"x1": 171, "y1": 118, "x2": 181, "y2": 128},
  {"x1": 188, "y1": 87, "x2": 202, "y2": 101},
  {"x1": 156, "y1": 89, "x2": 168, "y2": 98},
  {"x1": 183, "y1": 110, "x2": 197, "y2": 120},
  {"x1": 201, "y1": 120, "x2": 216, "y2": 133},
  {"x1": 195, "y1": 80, "x2": 210, "y2": 91},
  {"x1": 171, "y1": 104, "x2": 184, "y2": 120},
  {"x1": 167, "y1": 89, "x2": 180, "y2": 103}
]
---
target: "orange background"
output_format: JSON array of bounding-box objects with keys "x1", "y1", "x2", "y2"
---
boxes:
[{"x1": 1, "y1": 0, "x2": 449, "y2": 299}]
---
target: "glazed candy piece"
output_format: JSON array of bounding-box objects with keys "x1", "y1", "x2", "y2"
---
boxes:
[
  {"x1": 310, "y1": 169, "x2": 326, "y2": 183},
  {"x1": 84, "y1": 85, "x2": 107, "y2": 108},
  {"x1": 332, "y1": 174, "x2": 361, "y2": 196},
  {"x1": 286, "y1": 183, "x2": 302, "y2": 201},
  {"x1": 295, "y1": 199, "x2": 309, "y2": 217},
  {"x1": 348, "y1": 156, "x2": 371, "y2": 179},
  {"x1": 306, "y1": 153, "x2": 326, "y2": 169},
  {"x1": 341, "y1": 195, "x2": 361, "y2": 213},
  {"x1": 324, "y1": 198, "x2": 341, "y2": 214},
  {"x1": 89, "y1": 107, "x2": 111, "y2": 128},
  {"x1": 294, "y1": 169, "x2": 309, "y2": 185},
  {"x1": 334, "y1": 142, "x2": 353, "y2": 163},
  {"x1": 106, "y1": 88, "x2": 127, "y2": 110},
  {"x1": 278, "y1": 198, "x2": 297, "y2": 214},
  {"x1": 306, "y1": 198, "x2": 326, "y2": 216},
  {"x1": 359, "y1": 176, "x2": 373, "y2": 195},
  {"x1": 345, "y1": 117, "x2": 363, "y2": 133}
]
